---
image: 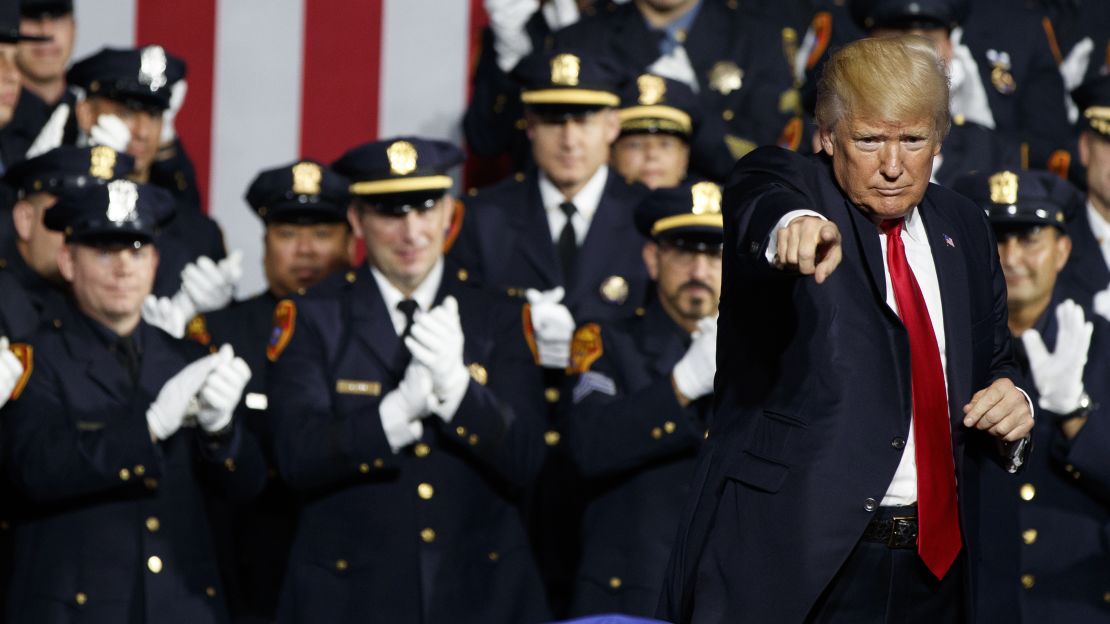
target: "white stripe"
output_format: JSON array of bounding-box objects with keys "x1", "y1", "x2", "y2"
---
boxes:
[
  {"x1": 73, "y1": 0, "x2": 138, "y2": 58},
  {"x1": 208, "y1": 0, "x2": 305, "y2": 298},
  {"x1": 379, "y1": 0, "x2": 469, "y2": 145}
]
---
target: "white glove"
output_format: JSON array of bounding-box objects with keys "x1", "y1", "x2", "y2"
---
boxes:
[
  {"x1": 672, "y1": 316, "x2": 718, "y2": 401},
  {"x1": 1062, "y1": 37, "x2": 1094, "y2": 123},
  {"x1": 1094, "y1": 287, "x2": 1110, "y2": 323},
  {"x1": 0, "y1": 337, "x2": 25, "y2": 408},
  {"x1": 379, "y1": 362, "x2": 433, "y2": 451},
  {"x1": 541, "y1": 0, "x2": 580, "y2": 31},
  {"x1": 1021, "y1": 299, "x2": 1093, "y2": 415},
  {"x1": 405, "y1": 296, "x2": 470, "y2": 421},
  {"x1": 160, "y1": 79, "x2": 187, "y2": 145},
  {"x1": 174, "y1": 251, "x2": 243, "y2": 317},
  {"x1": 147, "y1": 351, "x2": 221, "y2": 440},
  {"x1": 648, "y1": 45, "x2": 700, "y2": 93},
  {"x1": 196, "y1": 344, "x2": 252, "y2": 433},
  {"x1": 486, "y1": 0, "x2": 539, "y2": 73},
  {"x1": 525, "y1": 286, "x2": 576, "y2": 368},
  {"x1": 25, "y1": 103, "x2": 70, "y2": 159},
  {"x1": 948, "y1": 28, "x2": 995, "y2": 129},
  {"x1": 87, "y1": 113, "x2": 132, "y2": 153},
  {"x1": 142, "y1": 294, "x2": 190, "y2": 339}
]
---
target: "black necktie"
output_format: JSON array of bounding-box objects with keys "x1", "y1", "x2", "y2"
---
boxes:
[
  {"x1": 558, "y1": 201, "x2": 578, "y2": 284},
  {"x1": 397, "y1": 299, "x2": 419, "y2": 339},
  {"x1": 113, "y1": 335, "x2": 141, "y2": 384}
]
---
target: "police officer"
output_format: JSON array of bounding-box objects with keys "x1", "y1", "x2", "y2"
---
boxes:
[
  {"x1": 64, "y1": 46, "x2": 228, "y2": 296},
  {"x1": 16, "y1": 0, "x2": 73, "y2": 107},
  {"x1": 564, "y1": 181, "x2": 720, "y2": 617},
  {"x1": 269, "y1": 137, "x2": 549, "y2": 623},
  {"x1": 1060, "y1": 75, "x2": 1110, "y2": 315},
  {"x1": 611, "y1": 73, "x2": 703, "y2": 189},
  {"x1": 3, "y1": 179, "x2": 265, "y2": 623},
  {"x1": 0, "y1": 145, "x2": 134, "y2": 338},
  {"x1": 192, "y1": 159, "x2": 353, "y2": 623},
  {"x1": 955, "y1": 168, "x2": 1110, "y2": 621},
  {"x1": 0, "y1": 0, "x2": 48, "y2": 178},
  {"x1": 552, "y1": 0, "x2": 798, "y2": 178}
]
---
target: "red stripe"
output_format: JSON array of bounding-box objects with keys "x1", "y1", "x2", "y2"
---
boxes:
[
  {"x1": 135, "y1": 0, "x2": 217, "y2": 213},
  {"x1": 300, "y1": 0, "x2": 384, "y2": 163}
]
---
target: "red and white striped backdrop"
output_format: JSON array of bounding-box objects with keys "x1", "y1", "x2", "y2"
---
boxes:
[{"x1": 73, "y1": 0, "x2": 488, "y2": 295}]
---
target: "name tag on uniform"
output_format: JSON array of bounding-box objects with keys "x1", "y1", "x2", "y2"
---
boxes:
[
  {"x1": 336, "y1": 379, "x2": 381, "y2": 396},
  {"x1": 245, "y1": 393, "x2": 268, "y2": 411}
]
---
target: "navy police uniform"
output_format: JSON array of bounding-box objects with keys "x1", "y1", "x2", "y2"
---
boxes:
[
  {"x1": 956, "y1": 168, "x2": 1110, "y2": 621},
  {"x1": 270, "y1": 139, "x2": 550, "y2": 623},
  {"x1": 195, "y1": 160, "x2": 351, "y2": 623},
  {"x1": 66, "y1": 46, "x2": 226, "y2": 296},
  {"x1": 3, "y1": 180, "x2": 266, "y2": 624},
  {"x1": 564, "y1": 183, "x2": 720, "y2": 617}
]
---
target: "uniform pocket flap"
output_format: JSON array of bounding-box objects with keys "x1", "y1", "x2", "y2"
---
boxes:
[{"x1": 726, "y1": 451, "x2": 790, "y2": 493}]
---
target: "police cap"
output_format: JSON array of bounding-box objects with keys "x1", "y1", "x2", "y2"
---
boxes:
[
  {"x1": 245, "y1": 160, "x2": 351, "y2": 224},
  {"x1": 333, "y1": 137, "x2": 463, "y2": 216},
  {"x1": 618, "y1": 74, "x2": 698, "y2": 140},
  {"x1": 635, "y1": 181, "x2": 724, "y2": 252},
  {"x1": 45, "y1": 179, "x2": 175, "y2": 245},
  {"x1": 519, "y1": 50, "x2": 621, "y2": 119},
  {"x1": 850, "y1": 0, "x2": 968, "y2": 31},
  {"x1": 953, "y1": 169, "x2": 1081, "y2": 233},
  {"x1": 6, "y1": 146, "x2": 134, "y2": 197},
  {"x1": 67, "y1": 45, "x2": 185, "y2": 112}
]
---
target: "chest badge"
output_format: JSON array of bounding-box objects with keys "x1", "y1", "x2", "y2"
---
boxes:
[
  {"x1": 708, "y1": 61, "x2": 743, "y2": 95},
  {"x1": 599, "y1": 275, "x2": 629, "y2": 305},
  {"x1": 987, "y1": 49, "x2": 1016, "y2": 95}
]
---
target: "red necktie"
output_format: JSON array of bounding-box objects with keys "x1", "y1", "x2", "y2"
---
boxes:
[{"x1": 881, "y1": 218, "x2": 962, "y2": 579}]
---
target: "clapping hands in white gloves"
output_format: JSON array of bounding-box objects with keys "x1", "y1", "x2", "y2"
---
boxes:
[
  {"x1": 25, "y1": 103, "x2": 71, "y2": 159},
  {"x1": 175, "y1": 251, "x2": 244, "y2": 315},
  {"x1": 672, "y1": 315, "x2": 718, "y2": 403},
  {"x1": 485, "y1": 0, "x2": 539, "y2": 72},
  {"x1": 196, "y1": 344, "x2": 251, "y2": 434},
  {"x1": 1022, "y1": 299, "x2": 1093, "y2": 415},
  {"x1": 525, "y1": 287, "x2": 576, "y2": 369},
  {"x1": 0, "y1": 337, "x2": 25, "y2": 409},
  {"x1": 379, "y1": 361, "x2": 434, "y2": 451},
  {"x1": 405, "y1": 296, "x2": 471, "y2": 421},
  {"x1": 146, "y1": 350, "x2": 221, "y2": 440},
  {"x1": 86, "y1": 113, "x2": 132, "y2": 153},
  {"x1": 160, "y1": 79, "x2": 187, "y2": 145}
]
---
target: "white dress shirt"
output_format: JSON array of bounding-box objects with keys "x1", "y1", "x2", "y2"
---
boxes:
[
  {"x1": 1086, "y1": 200, "x2": 1110, "y2": 271},
  {"x1": 370, "y1": 259, "x2": 444, "y2": 336},
  {"x1": 538, "y1": 165, "x2": 608, "y2": 245}
]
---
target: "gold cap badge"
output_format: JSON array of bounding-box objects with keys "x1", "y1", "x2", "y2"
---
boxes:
[
  {"x1": 637, "y1": 74, "x2": 666, "y2": 106},
  {"x1": 387, "y1": 140, "x2": 418, "y2": 176},
  {"x1": 291, "y1": 161, "x2": 322, "y2": 195},
  {"x1": 551, "y1": 53, "x2": 581, "y2": 87},
  {"x1": 988, "y1": 171, "x2": 1019, "y2": 205},
  {"x1": 691, "y1": 182, "x2": 722, "y2": 215},
  {"x1": 89, "y1": 146, "x2": 117, "y2": 180}
]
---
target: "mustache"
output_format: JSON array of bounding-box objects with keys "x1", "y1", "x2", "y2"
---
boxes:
[{"x1": 679, "y1": 280, "x2": 713, "y2": 294}]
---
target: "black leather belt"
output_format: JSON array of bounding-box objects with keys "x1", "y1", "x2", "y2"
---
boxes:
[{"x1": 862, "y1": 506, "x2": 918, "y2": 549}]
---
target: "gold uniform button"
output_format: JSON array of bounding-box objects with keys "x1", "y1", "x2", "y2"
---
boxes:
[
  {"x1": 345, "y1": 271, "x2": 357, "y2": 283},
  {"x1": 133, "y1": 464, "x2": 146, "y2": 476},
  {"x1": 414, "y1": 443, "x2": 430, "y2": 458},
  {"x1": 456, "y1": 426, "x2": 467, "y2": 437},
  {"x1": 663, "y1": 421, "x2": 676, "y2": 434},
  {"x1": 488, "y1": 551, "x2": 500, "y2": 562},
  {"x1": 359, "y1": 463, "x2": 370, "y2": 474},
  {"x1": 1021, "y1": 574, "x2": 1035, "y2": 589},
  {"x1": 206, "y1": 586, "x2": 217, "y2": 598},
  {"x1": 545, "y1": 388, "x2": 560, "y2": 403},
  {"x1": 417, "y1": 483, "x2": 435, "y2": 500},
  {"x1": 335, "y1": 559, "x2": 349, "y2": 571},
  {"x1": 651, "y1": 427, "x2": 663, "y2": 440},
  {"x1": 722, "y1": 110, "x2": 735, "y2": 121},
  {"x1": 1020, "y1": 484, "x2": 1036, "y2": 501},
  {"x1": 145, "y1": 517, "x2": 160, "y2": 533},
  {"x1": 373, "y1": 458, "x2": 385, "y2": 469},
  {"x1": 420, "y1": 528, "x2": 436, "y2": 543},
  {"x1": 467, "y1": 188, "x2": 478, "y2": 197},
  {"x1": 1065, "y1": 464, "x2": 1075, "y2": 473},
  {"x1": 457, "y1": 268, "x2": 469, "y2": 282},
  {"x1": 119, "y1": 468, "x2": 131, "y2": 481},
  {"x1": 224, "y1": 458, "x2": 236, "y2": 472},
  {"x1": 144, "y1": 477, "x2": 158, "y2": 490},
  {"x1": 148, "y1": 556, "x2": 163, "y2": 574},
  {"x1": 609, "y1": 576, "x2": 622, "y2": 589},
  {"x1": 513, "y1": 171, "x2": 526, "y2": 181},
  {"x1": 1022, "y1": 528, "x2": 1037, "y2": 545},
  {"x1": 544, "y1": 430, "x2": 561, "y2": 446},
  {"x1": 75, "y1": 592, "x2": 88, "y2": 606},
  {"x1": 468, "y1": 433, "x2": 480, "y2": 446}
]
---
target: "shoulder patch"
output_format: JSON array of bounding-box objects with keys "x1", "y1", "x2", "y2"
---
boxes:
[
  {"x1": 777, "y1": 116, "x2": 803, "y2": 152},
  {"x1": 186, "y1": 314, "x2": 211, "y2": 346},
  {"x1": 805, "y1": 11, "x2": 832, "y2": 71},
  {"x1": 1046, "y1": 150, "x2": 1070, "y2": 181},
  {"x1": 8, "y1": 343, "x2": 32, "y2": 400},
  {"x1": 266, "y1": 299, "x2": 297, "y2": 362},
  {"x1": 522, "y1": 303, "x2": 540, "y2": 365},
  {"x1": 567, "y1": 323, "x2": 604, "y2": 374}
]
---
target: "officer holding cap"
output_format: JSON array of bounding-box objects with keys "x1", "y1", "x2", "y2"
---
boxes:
[
  {"x1": 189, "y1": 159, "x2": 353, "y2": 623},
  {"x1": 611, "y1": 73, "x2": 705, "y2": 189},
  {"x1": 955, "y1": 168, "x2": 1110, "y2": 621},
  {"x1": 268, "y1": 137, "x2": 549, "y2": 623},
  {"x1": 563, "y1": 181, "x2": 721, "y2": 617},
  {"x1": 3, "y1": 179, "x2": 265, "y2": 623}
]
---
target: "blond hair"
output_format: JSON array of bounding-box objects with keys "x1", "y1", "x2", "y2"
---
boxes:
[{"x1": 815, "y1": 35, "x2": 951, "y2": 140}]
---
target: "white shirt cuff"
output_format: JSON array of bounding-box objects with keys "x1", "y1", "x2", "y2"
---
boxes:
[{"x1": 764, "y1": 209, "x2": 827, "y2": 263}]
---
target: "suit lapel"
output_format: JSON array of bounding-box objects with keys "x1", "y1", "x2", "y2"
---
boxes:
[
  {"x1": 350, "y1": 265, "x2": 408, "y2": 378},
  {"x1": 509, "y1": 176, "x2": 561, "y2": 287}
]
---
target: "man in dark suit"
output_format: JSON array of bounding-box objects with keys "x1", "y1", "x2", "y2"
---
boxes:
[
  {"x1": 659, "y1": 35, "x2": 1034, "y2": 623},
  {"x1": 3, "y1": 179, "x2": 264, "y2": 623},
  {"x1": 954, "y1": 167, "x2": 1110, "y2": 621},
  {"x1": 564, "y1": 181, "x2": 721, "y2": 617},
  {"x1": 1059, "y1": 75, "x2": 1110, "y2": 314},
  {"x1": 269, "y1": 138, "x2": 550, "y2": 623}
]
